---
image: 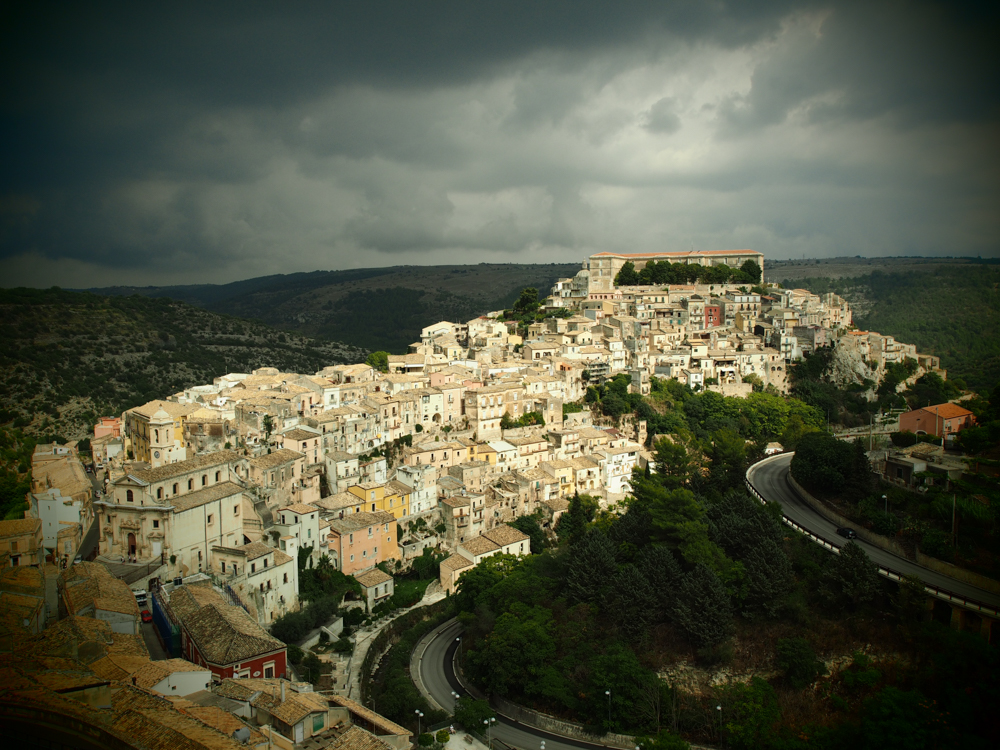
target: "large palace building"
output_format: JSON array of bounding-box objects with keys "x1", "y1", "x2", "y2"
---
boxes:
[{"x1": 587, "y1": 250, "x2": 764, "y2": 293}]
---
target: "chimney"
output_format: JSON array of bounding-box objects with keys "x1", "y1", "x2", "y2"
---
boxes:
[{"x1": 280, "y1": 681, "x2": 285, "y2": 702}]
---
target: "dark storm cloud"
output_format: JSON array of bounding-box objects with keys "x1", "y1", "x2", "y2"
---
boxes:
[
  {"x1": 717, "y1": 1, "x2": 1000, "y2": 136},
  {"x1": 1, "y1": 0, "x2": 998, "y2": 286}
]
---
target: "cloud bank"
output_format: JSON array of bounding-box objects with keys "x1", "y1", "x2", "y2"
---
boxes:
[{"x1": 1, "y1": 0, "x2": 998, "y2": 286}]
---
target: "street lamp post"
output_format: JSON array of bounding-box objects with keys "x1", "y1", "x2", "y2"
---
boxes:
[
  {"x1": 605, "y1": 689, "x2": 611, "y2": 729},
  {"x1": 415, "y1": 710, "x2": 424, "y2": 738},
  {"x1": 483, "y1": 718, "x2": 496, "y2": 748},
  {"x1": 717, "y1": 704, "x2": 723, "y2": 744}
]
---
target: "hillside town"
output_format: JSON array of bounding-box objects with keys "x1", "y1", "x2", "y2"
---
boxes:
[{"x1": 1, "y1": 249, "x2": 965, "y2": 750}]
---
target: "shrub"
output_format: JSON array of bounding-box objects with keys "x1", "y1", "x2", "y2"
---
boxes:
[
  {"x1": 287, "y1": 644, "x2": 305, "y2": 665},
  {"x1": 418, "y1": 733, "x2": 434, "y2": 747},
  {"x1": 435, "y1": 730, "x2": 451, "y2": 744},
  {"x1": 776, "y1": 637, "x2": 827, "y2": 689}
]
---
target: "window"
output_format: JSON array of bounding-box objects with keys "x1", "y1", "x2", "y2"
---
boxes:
[
  {"x1": 263, "y1": 558, "x2": 268, "y2": 568},
  {"x1": 349, "y1": 533, "x2": 353, "y2": 544},
  {"x1": 264, "y1": 663, "x2": 275, "y2": 679},
  {"x1": 11, "y1": 541, "x2": 18, "y2": 553},
  {"x1": 233, "y1": 565, "x2": 238, "y2": 575},
  {"x1": 234, "y1": 504, "x2": 240, "y2": 515},
  {"x1": 153, "y1": 520, "x2": 159, "y2": 529},
  {"x1": 260, "y1": 583, "x2": 265, "y2": 592},
  {"x1": 198, "y1": 550, "x2": 203, "y2": 561},
  {"x1": 207, "y1": 514, "x2": 213, "y2": 525},
  {"x1": 215, "y1": 471, "x2": 220, "y2": 482},
  {"x1": 371, "y1": 503, "x2": 375, "y2": 512},
  {"x1": 221, "y1": 561, "x2": 226, "y2": 573},
  {"x1": 283, "y1": 573, "x2": 288, "y2": 584},
  {"x1": 307, "y1": 528, "x2": 311, "y2": 539},
  {"x1": 251, "y1": 563, "x2": 256, "y2": 573},
  {"x1": 368, "y1": 527, "x2": 373, "y2": 538},
  {"x1": 202, "y1": 475, "x2": 207, "y2": 486},
  {"x1": 172, "y1": 483, "x2": 178, "y2": 494},
  {"x1": 107, "y1": 515, "x2": 111, "y2": 524},
  {"x1": 188, "y1": 479, "x2": 194, "y2": 490},
  {"x1": 126, "y1": 490, "x2": 134, "y2": 502},
  {"x1": 362, "y1": 550, "x2": 367, "y2": 557}
]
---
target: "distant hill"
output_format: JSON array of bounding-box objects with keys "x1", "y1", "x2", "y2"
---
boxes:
[
  {"x1": 86, "y1": 263, "x2": 580, "y2": 353},
  {"x1": 0, "y1": 288, "x2": 366, "y2": 439},
  {"x1": 784, "y1": 264, "x2": 1000, "y2": 393}
]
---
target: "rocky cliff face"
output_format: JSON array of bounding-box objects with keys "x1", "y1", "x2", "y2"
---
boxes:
[
  {"x1": 827, "y1": 341, "x2": 927, "y2": 401},
  {"x1": 828, "y1": 341, "x2": 882, "y2": 399}
]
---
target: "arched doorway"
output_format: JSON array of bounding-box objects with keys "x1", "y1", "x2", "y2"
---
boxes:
[{"x1": 127, "y1": 533, "x2": 136, "y2": 556}]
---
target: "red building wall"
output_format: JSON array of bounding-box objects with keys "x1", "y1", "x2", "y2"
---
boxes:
[
  {"x1": 184, "y1": 632, "x2": 287, "y2": 680},
  {"x1": 704, "y1": 305, "x2": 722, "y2": 328}
]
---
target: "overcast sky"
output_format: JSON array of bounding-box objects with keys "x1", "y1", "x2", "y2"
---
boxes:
[{"x1": 2, "y1": 1, "x2": 998, "y2": 287}]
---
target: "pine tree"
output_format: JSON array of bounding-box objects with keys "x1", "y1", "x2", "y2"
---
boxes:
[
  {"x1": 671, "y1": 564, "x2": 733, "y2": 648},
  {"x1": 823, "y1": 541, "x2": 880, "y2": 609},
  {"x1": 609, "y1": 563, "x2": 656, "y2": 640},
  {"x1": 565, "y1": 530, "x2": 617, "y2": 606},
  {"x1": 637, "y1": 545, "x2": 683, "y2": 620}
]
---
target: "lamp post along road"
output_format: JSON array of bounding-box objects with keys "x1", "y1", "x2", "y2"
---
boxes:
[
  {"x1": 605, "y1": 690, "x2": 611, "y2": 729},
  {"x1": 415, "y1": 710, "x2": 423, "y2": 738}
]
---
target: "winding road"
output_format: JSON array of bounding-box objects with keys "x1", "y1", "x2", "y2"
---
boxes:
[
  {"x1": 747, "y1": 453, "x2": 1000, "y2": 614},
  {"x1": 417, "y1": 619, "x2": 624, "y2": 750}
]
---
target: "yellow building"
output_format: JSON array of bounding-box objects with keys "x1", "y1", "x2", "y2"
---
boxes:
[{"x1": 346, "y1": 482, "x2": 411, "y2": 521}]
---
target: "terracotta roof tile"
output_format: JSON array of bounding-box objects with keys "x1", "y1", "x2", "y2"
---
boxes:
[
  {"x1": 355, "y1": 569, "x2": 392, "y2": 588},
  {"x1": 129, "y1": 450, "x2": 242, "y2": 484},
  {"x1": 182, "y1": 604, "x2": 285, "y2": 666},
  {"x1": 324, "y1": 725, "x2": 397, "y2": 750}
]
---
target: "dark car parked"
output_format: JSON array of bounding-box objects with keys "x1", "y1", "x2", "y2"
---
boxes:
[{"x1": 836, "y1": 527, "x2": 857, "y2": 539}]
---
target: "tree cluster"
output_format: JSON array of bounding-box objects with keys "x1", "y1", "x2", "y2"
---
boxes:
[{"x1": 614, "y1": 259, "x2": 761, "y2": 287}]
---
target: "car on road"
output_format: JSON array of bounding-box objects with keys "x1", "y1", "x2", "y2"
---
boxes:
[
  {"x1": 836, "y1": 527, "x2": 857, "y2": 539},
  {"x1": 141, "y1": 610, "x2": 152, "y2": 623}
]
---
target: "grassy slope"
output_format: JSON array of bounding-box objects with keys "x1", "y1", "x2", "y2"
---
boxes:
[
  {"x1": 0, "y1": 288, "x2": 367, "y2": 439},
  {"x1": 88, "y1": 263, "x2": 581, "y2": 353},
  {"x1": 784, "y1": 265, "x2": 1000, "y2": 393}
]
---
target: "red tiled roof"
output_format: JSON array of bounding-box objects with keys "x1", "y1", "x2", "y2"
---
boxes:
[{"x1": 916, "y1": 403, "x2": 974, "y2": 419}]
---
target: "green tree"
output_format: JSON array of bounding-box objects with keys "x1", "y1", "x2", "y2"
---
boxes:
[
  {"x1": 366, "y1": 351, "x2": 390, "y2": 372},
  {"x1": 615, "y1": 261, "x2": 639, "y2": 286},
  {"x1": 776, "y1": 637, "x2": 827, "y2": 689},
  {"x1": 262, "y1": 414, "x2": 274, "y2": 442},
  {"x1": 470, "y1": 605, "x2": 556, "y2": 697},
  {"x1": 718, "y1": 677, "x2": 780, "y2": 750},
  {"x1": 653, "y1": 438, "x2": 695, "y2": 489},
  {"x1": 671, "y1": 564, "x2": 733, "y2": 648},
  {"x1": 554, "y1": 492, "x2": 596, "y2": 545},
  {"x1": 779, "y1": 413, "x2": 819, "y2": 450},
  {"x1": 637, "y1": 545, "x2": 683, "y2": 620},
  {"x1": 565, "y1": 530, "x2": 617, "y2": 606},
  {"x1": 453, "y1": 697, "x2": 494, "y2": 731},
  {"x1": 739, "y1": 260, "x2": 762, "y2": 283},
  {"x1": 513, "y1": 287, "x2": 540, "y2": 314},
  {"x1": 510, "y1": 514, "x2": 547, "y2": 554},
  {"x1": 608, "y1": 563, "x2": 656, "y2": 640},
  {"x1": 823, "y1": 541, "x2": 880, "y2": 609},
  {"x1": 708, "y1": 428, "x2": 747, "y2": 493}
]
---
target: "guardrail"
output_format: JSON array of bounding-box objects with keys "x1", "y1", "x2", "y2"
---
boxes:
[{"x1": 745, "y1": 455, "x2": 1000, "y2": 620}]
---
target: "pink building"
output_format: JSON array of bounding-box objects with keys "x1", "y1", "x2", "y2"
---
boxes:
[
  {"x1": 899, "y1": 403, "x2": 976, "y2": 439},
  {"x1": 94, "y1": 417, "x2": 121, "y2": 439}
]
